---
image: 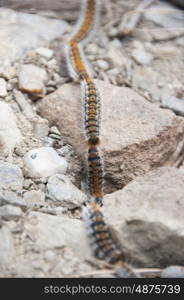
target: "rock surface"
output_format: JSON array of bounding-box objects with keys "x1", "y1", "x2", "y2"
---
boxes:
[
  {"x1": 103, "y1": 167, "x2": 184, "y2": 267},
  {"x1": 47, "y1": 174, "x2": 87, "y2": 208},
  {"x1": 18, "y1": 64, "x2": 48, "y2": 96},
  {"x1": 0, "y1": 8, "x2": 68, "y2": 66},
  {"x1": 0, "y1": 226, "x2": 15, "y2": 266},
  {"x1": 24, "y1": 211, "x2": 90, "y2": 256},
  {"x1": 0, "y1": 204, "x2": 22, "y2": 220},
  {"x1": 162, "y1": 266, "x2": 184, "y2": 278},
  {"x1": 0, "y1": 78, "x2": 7, "y2": 97},
  {"x1": 161, "y1": 95, "x2": 184, "y2": 116},
  {"x1": 144, "y1": 2, "x2": 184, "y2": 30},
  {"x1": 23, "y1": 147, "x2": 68, "y2": 178},
  {"x1": 0, "y1": 191, "x2": 26, "y2": 208},
  {"x1": 0, "y1": 102, "x2": 22, "y2": 156},
  {"x1": 3, "y1": 0, "x2": 81, "y2": 14},
  {"x1": 37, "y1": 80, "x2": 184, "y2": 191},
  {"x1": 0, "y1": 163, "x2": 23, "y2": 191},
  {"x1": 132, "y1": 41, "x2": 153, "y2": 65},
  {"x1": 23, "y1": 190, "x2": 45, "y2": 208}
]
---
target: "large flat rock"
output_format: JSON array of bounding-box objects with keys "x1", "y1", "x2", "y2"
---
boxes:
[
  {"x1": 0, "y1": 8, "x2": 69, "y2": 66},
  {"x1": 103, "y1": 167, "x2": 184, "y2": 267},
  {"x1": 37, "y1": 80, "x2": 184, "y2": 191}
]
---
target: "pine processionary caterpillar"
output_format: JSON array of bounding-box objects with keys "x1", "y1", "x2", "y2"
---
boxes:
[{"x1": 82, "y1": 202, "x2": 124, "y2": 264}]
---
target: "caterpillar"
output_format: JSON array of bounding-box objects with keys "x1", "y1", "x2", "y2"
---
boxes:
[
  {"x1": 65, "y1": 0, "x2": 136, "y2": 276},
  {"x1": 82, "y1": 202, "x2": 137, "y2": 277},
  {"x1": 82, "y1": 202, "x2": 123, "y2": 263}
]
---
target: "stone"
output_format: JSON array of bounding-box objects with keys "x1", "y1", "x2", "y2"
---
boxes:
[
  {"x1": 161, "y1": 95, "x2": 184, "y2": 116},
  {"x1": 3, "y1": 0, "x2": 81, "y2": 15},
  {"x1": 0, "y1": 78, "x2": 7, "y2": 97},
  {"x1": 0, "y1": 191, "x2": 26, "y2": 208},
  {"x1": 23, "y1": 190, "x2": 45, "y2": 208},
  {"x1": 13, "y1": 90, "x2": 36, "y2": 120},
  {"x1": 0, "y1": 66, "x2": 16, "y2": 80},
  {"x1": 176, "y1": 36, "x2": 184, "y2": 46},
  {"x1": 132, "y1": 41, "x2": 153, "y2": 65},
  {"x1": 96, "y1": 60, "x2": 109, "y2": 71},
  {"x1": 47, "y1": 174, "x2": 87, "y2": 208},
  {"x1": 23, "y1": 147, "x2": 68, "y2": 178},
  {"x1": 24, "y1": 211, "x2": 90, "y2": 257},
  {"x1": 0, "y1": 205, "x2": 22, "y2": 220},
  {"x1": 132, "y1": 66, "x2": 162, "y2": 102},
  {"x1": 18, "y1": 64, "x2": 48, "y2": 96},
  {"x1": 103, "y1": 167, "x2": 184, "y2": 267},
  {"x1": 0, "y1": 163, "x2": 23, "y2": 191},
  {"x1": 0, "y1": 226, "x2": 15, "y2": 266},
  {"x1": 37, "y1": 80, "x2": 184, "y2": 192},
  {"x1": 108, "y1": 45, "x2": 129, "y2": 68},
  {"x1": 144, "y1": 2, "x2": 184, "y2": 30},
  {"x1": 35, "y1": 47, "x2": 53, "y2": 59},
  {"x1": 0, "y1": 102, "x2": 22, "y2": 156},
  {"x1": 32, "y1": 118, "x2": 49, "y2": 139},
  {"x1": 162, "y1": 266, "x2": 184, "y2": 278},
  {"x1": 0, "y1": 8, "x2": 69, "y2": 67}
]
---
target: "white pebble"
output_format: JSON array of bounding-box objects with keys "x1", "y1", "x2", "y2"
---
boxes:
[
  {"x1": 0, "y1": 205, "x2": 22, "y2": 220},
  {"x1": 36, "y1": 47, "x2": 53, "y2": 59},
  {"x1": 96, "y1": 60, "x2": 109, "y2": 70},
  {"x1": 23, "y1": 147, "x2": 68, "y2": 178},
  {"x1": 0, "y1": 78, "x2": 7, "y2": 97},
  {"x1": 18, "y1": 64, "x2": 47, "y2": 96}
]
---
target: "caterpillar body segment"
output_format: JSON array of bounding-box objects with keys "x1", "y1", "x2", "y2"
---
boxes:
[
  {"x1": 87, "y1": 146, "x2": 104, "y2": 205},
  {"x1": 68, "y1": 0, "x2": 101, "y2": 46},
  {"x1": 82, "y1": 202, "x2": 124, "y2": 264},
  {"x1": 82, "y1": 80, "x2": 101, "y2": 145},
  {"x1": 67, "y1": 41, "x2": 94, "y2": 81}
]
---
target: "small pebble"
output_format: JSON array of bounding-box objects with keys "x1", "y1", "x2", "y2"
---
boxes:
[
  {"x1": 162, "y1": 266, "x2": 184, "y2": 278},
  {"x1": 35, "y1": 47, "x2": 53, "y2": 59},
  {"x1": 23, "y1": 147, "x2": 68, "y2": 178},
  {"x1": 161, "y1": 95, "x2": 184, "y2": 116},
  {"x1": 0, "y1": 205, "x2": 22, "y2": 220},
  {"x1": 18, "y1": 64, "x2": 48, "y2": 96},
  {"x1": 96, "y1": 60, "x2": 109, "y2": 71},
  {"x1": 0, "y1": 78, "x2": 7, "y2": 97}
]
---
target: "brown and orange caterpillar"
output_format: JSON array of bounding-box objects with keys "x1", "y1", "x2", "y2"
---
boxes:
[
  {"x1": 66, "y1": 41, "x2": 101, "y2": 145},
  {"x1": 82, "y1": 201, "x2": 123, "y2": 263},
  {"x1": 82, "y1": 202, "x2": 138, "y2": 277}
]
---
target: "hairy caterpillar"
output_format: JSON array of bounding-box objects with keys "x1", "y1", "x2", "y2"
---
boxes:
[{"x1": 82, "y1": 202, "x2": 123, "y2": 263}]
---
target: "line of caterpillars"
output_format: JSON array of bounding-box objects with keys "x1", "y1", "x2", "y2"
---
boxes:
[
  {"x1": 67, "y1": 0, "x2": 103, "y2": 205},
  {"x1": 65, "y1": 0, "x2": 136, "y2": 276}
]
